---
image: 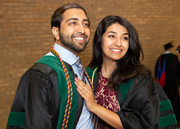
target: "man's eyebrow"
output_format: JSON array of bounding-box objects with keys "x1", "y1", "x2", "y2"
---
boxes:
[
  {"x1": 83, "y1": 19, "x2": 89, "y2": 22},
  {"x1": 66, "y1": 18, "x2": 78, "y2": 22},
  {"x1": 66, "y1": 18, "x2": 89, "y2": 23}
]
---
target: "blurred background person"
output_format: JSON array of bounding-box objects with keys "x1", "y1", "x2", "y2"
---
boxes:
[{"x1": 155, "y1": 41, "x2": 180, "y2": 123}]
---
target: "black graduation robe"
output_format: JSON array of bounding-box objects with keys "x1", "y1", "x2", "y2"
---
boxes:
[
  {"x1": 6, "y1": 55, "x2": 85, "y2": 129},
  {"x1": 155, "y1": 53, "x2": 180, "y2": 120},
  {"x1": 87, "y1": 67, "x2": 179, "y2": 129}
]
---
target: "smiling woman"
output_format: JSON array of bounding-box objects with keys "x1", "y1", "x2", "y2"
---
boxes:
[
  {"x1": 101, "y1": 23, "x2": 129, "y2": 68},
  {"x1": 74, "y1": 15, "x2": 179, "y2": 129}
]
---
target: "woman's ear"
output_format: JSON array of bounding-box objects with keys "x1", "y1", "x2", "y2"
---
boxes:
[{"x1": 52, "y1": 27, "x2": 60, "y2": 40}]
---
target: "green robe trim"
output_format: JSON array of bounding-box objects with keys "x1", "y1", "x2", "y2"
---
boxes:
[
  {"x1": 7, "y1": 112, "x2": 25, "y2": 126},
  {"x1": 159, "y1": 99, "x2": 177, "y2": 128},
  {"x1": 160, "y1": 99, "x2": 172, "y2": 112},
  {"x1": 119, "y1": 78, "x2": 134, "y2": 102},
  {"x1": 7, "y1": 55, "x2": 78, "y2": 129},
  {"x1": 159, "y1": 114, "x2": 177, "y2": 127},
  {"x1": 36, "y1": 55, "x2": 77, "y2": 129}
]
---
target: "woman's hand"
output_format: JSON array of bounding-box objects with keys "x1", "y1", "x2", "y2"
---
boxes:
[
  {"x1": 74, "y1": 77, "x2": 123, "y2": 128},
  {"x1": 74, "y1": 77, "x2": 98, "y2": 112}
]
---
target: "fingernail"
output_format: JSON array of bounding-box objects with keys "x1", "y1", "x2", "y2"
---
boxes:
[{"x1": 74, "y1": 78, "x2": 78, "y2": 81}]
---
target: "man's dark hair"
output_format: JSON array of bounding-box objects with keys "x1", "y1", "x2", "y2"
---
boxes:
[{"x1": 51, "y1": 3, "x2": 90, "y2": 30}]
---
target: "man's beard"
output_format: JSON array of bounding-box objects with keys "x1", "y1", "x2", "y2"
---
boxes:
[{"x1": 59, "y1": 32, "x2": 89, "y2": 53}]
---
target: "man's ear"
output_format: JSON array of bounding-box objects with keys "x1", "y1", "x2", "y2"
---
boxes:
[{"x1": 52, "y1": 27, "x2": 60, "y2": 40}]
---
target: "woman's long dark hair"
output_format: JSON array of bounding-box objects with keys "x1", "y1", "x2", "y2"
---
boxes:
[{"x1": 88, "y1": 15, "x2": 150, "y2": 89}]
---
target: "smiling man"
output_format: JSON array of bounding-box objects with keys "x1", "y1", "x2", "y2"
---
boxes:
[{"x1": 6, "y1": 3, "x2": 94, "y2": 129}]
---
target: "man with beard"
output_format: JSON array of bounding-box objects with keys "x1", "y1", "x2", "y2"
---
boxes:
[{"x1": 6, "y1": 3, "x2": 94, "y2": 129}]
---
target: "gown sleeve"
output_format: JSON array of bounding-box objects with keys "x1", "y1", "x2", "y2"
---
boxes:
[
  {"x1": 117, "y1": 75, "x2": 160, "y2": 129},
  {"x1": 7, "y1": 66, "x2": 54, "y2": 129}
]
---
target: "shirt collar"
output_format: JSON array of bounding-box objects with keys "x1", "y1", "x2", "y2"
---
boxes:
[
  {"x1": 164, "y1": 51, "x2": 170, "y2": 54},
  {"x1": 53, "y1": 43, "x2": 79, "y2": 65}
]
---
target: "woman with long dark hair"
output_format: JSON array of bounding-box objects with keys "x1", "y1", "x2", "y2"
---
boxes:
[{"x1": 75, "y1": 15, "x2": 178, "y2": 129}]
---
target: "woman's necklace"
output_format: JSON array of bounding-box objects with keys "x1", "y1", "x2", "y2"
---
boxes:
[
  {"x1": 102, "y1": 65, "x2": 115, "y2": 77},
  {"x1": 102, "y1": 69, "x2": 111, "y2": 77}
]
